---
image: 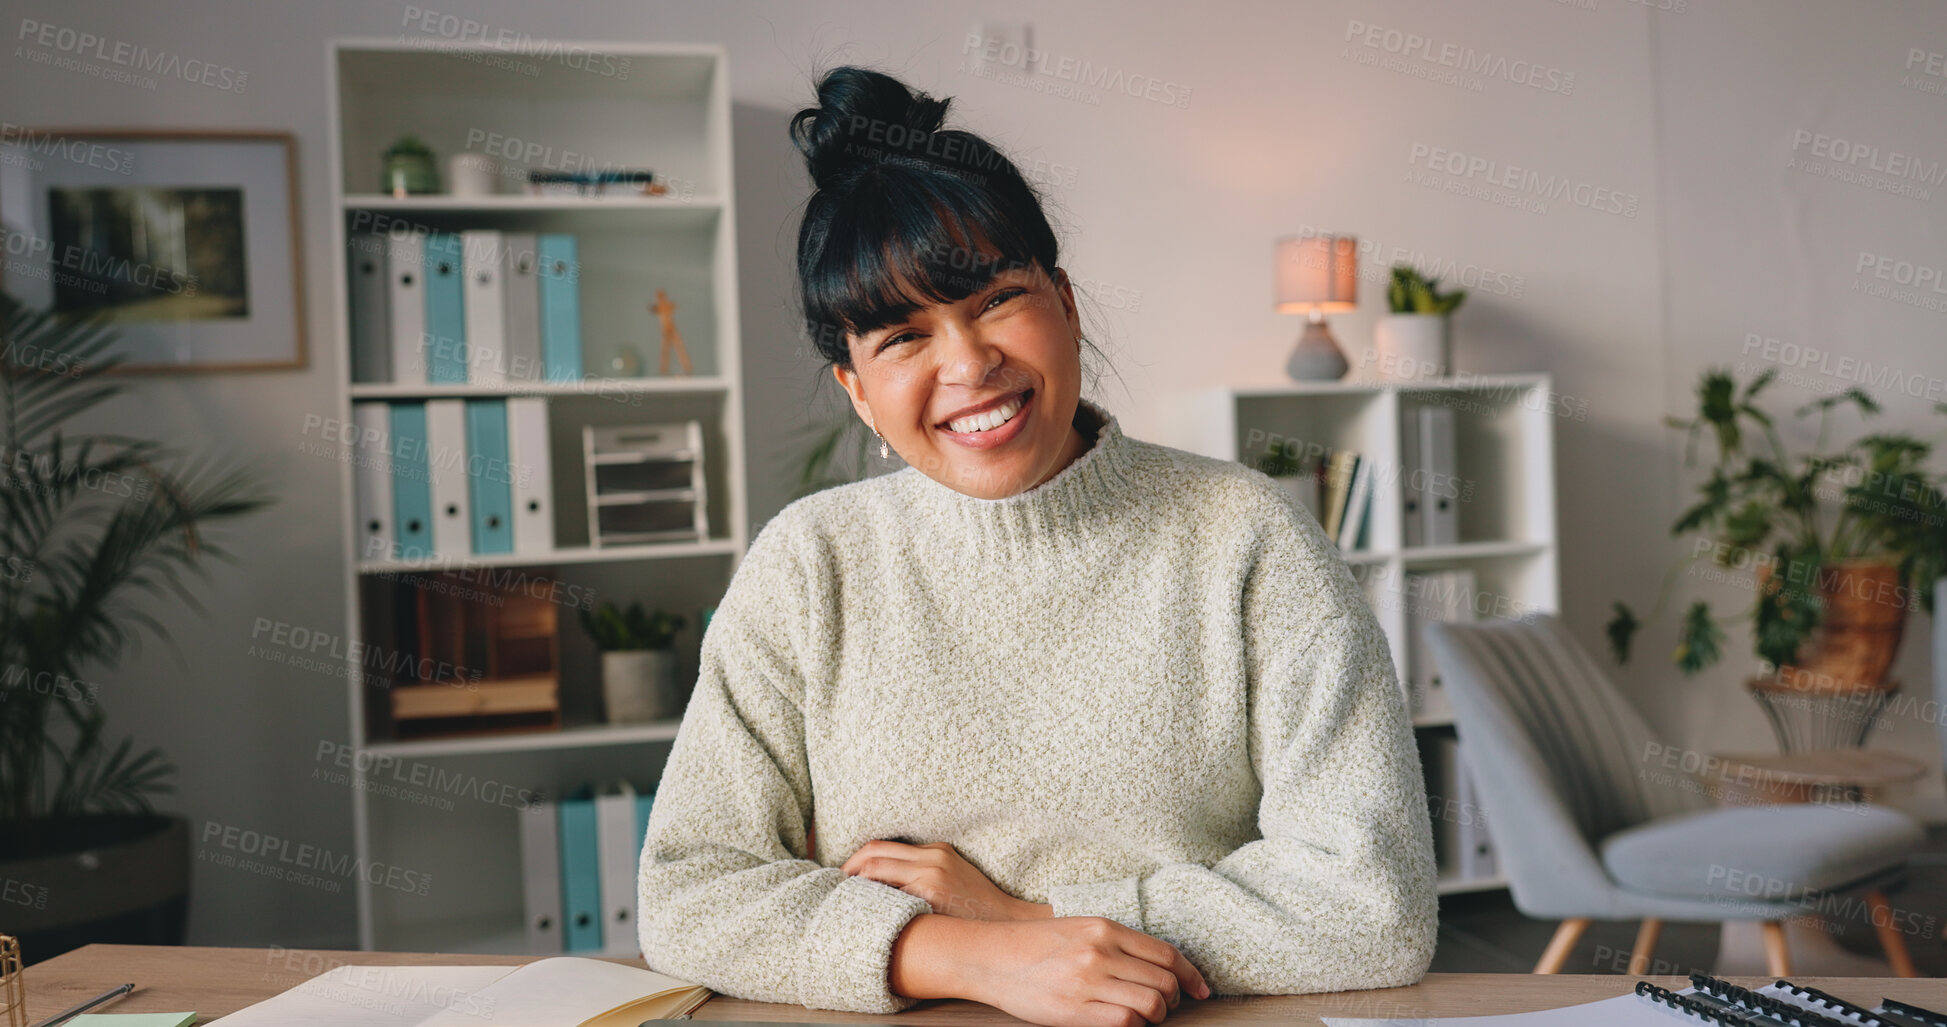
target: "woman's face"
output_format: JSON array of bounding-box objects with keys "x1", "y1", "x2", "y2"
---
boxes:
[{"x1": 833, "y1": 260, "x2": 1087, "y2": 500}]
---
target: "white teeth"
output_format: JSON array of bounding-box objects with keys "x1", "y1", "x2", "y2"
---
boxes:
[{"x1": 947, "y1": 395, "x2": 1024, "y2": 434}]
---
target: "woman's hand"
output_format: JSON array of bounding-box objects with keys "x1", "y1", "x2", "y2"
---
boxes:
[
  {"x1": 842, "y1": 840, "x2": 1051, "y2": 921},
  {"x1": 959, "y1": 916, "x2": 1211, "y2": 1027}
]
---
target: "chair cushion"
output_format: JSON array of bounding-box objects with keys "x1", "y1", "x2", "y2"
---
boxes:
[{"x1": 1599, "y1": 804, "x2": 1923, "y2": 902}]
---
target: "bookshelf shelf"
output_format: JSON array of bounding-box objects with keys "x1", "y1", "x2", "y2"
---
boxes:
[
  {"x1": 343, "y1": 193, "x2": 721, "y2": 212},
  {"x1": 1402, "y1": 540, "x2": 1550, "y2": 562},
  {"x1": 349, "y1": 376, "x2": 731, "y2": 399},
  {"x1": 1166, "y1": 379, "x2": 1560, "y2": 897},
  {"x1": 1437, "y1": 873, "x2": 1512, "y2": 897},
  {"x1": 356, "y1": 537, "x2": 740, "y2": 574},
  {"x1": 363, "y1": 718, "x2": 684, "y2": 758},
  {"x1": 328, "y1": 39, "x2": 748, "y2": 952}
]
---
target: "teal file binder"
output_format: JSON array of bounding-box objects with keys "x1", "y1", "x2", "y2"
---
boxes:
[
  {"x1": 424, "y1": 232, "x2": 469, "y2": 383},
  {"x1": 635, "y1": 791, "x2": 656, "y2": 853},
  {"x1": 463, "y1": 399, "x2": 515, "y2": 555},
  {"x1": 388, "y1": 402, "x2": 433, "y2": 561},
  {"x1": 537, "y1": 234, "x2": 582, "y2": 382},
  {"x1": 558, "y1": 788, "x2": 603, "y2": 952}
]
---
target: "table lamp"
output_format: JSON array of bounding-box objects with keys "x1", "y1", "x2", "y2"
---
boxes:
[{"x1": 1275, "y1": 233, "x2": 1358, "y2": 381}]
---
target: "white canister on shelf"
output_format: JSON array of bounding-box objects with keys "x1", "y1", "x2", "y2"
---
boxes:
[
  {"x1": 448, "y1": 153, "x2": 501, "y2": 197},
  {"x1": 1373, "y1": 314, "x2": 1451, "y2": 381}
]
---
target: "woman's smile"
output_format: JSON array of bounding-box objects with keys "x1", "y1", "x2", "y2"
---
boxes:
[{"x1": 936, "y1": 388, "x2": 1033, "y2": 449}]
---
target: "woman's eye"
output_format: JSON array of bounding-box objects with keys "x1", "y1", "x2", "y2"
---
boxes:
[
  {"x1": 877, "y1": 332, "x2": 915, "y2": 352},
  {"x1": 986, "y1": 287, "x2": 1026, "y2": 310}
]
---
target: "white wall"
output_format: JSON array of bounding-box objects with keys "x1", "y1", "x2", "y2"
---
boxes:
[{"x1": 2, "y1": 0, "x2": 1940, "y2": 949}]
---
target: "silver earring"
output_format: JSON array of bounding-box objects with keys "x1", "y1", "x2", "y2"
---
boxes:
[{"x1": 871, "y1": 422, "x2": 888, "y2": 459}]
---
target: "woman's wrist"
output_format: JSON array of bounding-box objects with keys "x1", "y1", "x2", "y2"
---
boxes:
[
  {"x1": 889, "y1": 913, "x2": 983, "y2": 1001},
  {"x1": 1011, "y1": 898, "x2": 1054, "y2": 920}
]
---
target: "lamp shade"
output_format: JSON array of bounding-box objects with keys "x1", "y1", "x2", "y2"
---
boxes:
[{"x1": 1275, "y1": 234, "x2": 1358, "y2": 314}]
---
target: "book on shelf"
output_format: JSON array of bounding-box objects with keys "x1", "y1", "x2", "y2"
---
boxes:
[
  {"x1": 1337, "y1": 453, "x2": 1375, "y2": 551},
  {"x1": 1320, "y1": 450, "x2": 1356, "y2": 541},
  {"x1": 211, "y1": 956, "x2": 709, "y2": 1027}
]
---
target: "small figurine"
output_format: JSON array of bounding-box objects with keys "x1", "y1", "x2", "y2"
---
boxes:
[{"x1": 651, "y1": 288, "x2": 693, "y2": 376}]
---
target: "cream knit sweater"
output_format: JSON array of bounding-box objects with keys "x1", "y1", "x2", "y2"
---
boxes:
[{"x1": 637, "y1": 397, "x2": 1438, "y2": 1013}]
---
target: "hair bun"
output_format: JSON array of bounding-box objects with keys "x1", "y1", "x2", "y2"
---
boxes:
[{"x1": 790, "y1": 66, "x2": 953, "y2": 190}]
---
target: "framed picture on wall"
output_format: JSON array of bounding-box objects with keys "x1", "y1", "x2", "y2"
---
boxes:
[{"x1": 0, "y1": 128, "x2": 306, "y2": 373}]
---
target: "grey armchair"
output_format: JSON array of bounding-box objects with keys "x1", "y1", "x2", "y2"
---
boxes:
[{"x1": 1422, "y1": 613, "x2": 1924, "y2": 976}]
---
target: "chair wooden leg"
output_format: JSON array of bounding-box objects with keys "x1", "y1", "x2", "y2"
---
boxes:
[
  {"x1": 1761, "y1": 920, "x2": 1792, "y2": 976},
  {"x1": 1628, "y1": 918, "x2": 1664, "y2": 975},
  {"x1": 1535, "y1": 918, "x2": 1591, "y2": 974},
  {"x1": 1866, "y1": 889, "x2": 1918, "y2": 978}
]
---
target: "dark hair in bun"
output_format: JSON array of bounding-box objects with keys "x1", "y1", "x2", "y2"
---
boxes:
[{"x1": 790, "y1": 65, "x2": 1063, "y2": 371}]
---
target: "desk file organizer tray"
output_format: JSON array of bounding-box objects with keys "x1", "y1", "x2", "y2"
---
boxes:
[{"x1": 583, "y1": 422, "x2": 708, "y2": 546}]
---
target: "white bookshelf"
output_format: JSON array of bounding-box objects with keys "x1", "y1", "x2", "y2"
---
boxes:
[
  {"x1": 1164, "y1": 375, "x2": 1561, "y2": 897},
  {"x1": 325, "y1": 39, "x2": 748, "y2": 952}
]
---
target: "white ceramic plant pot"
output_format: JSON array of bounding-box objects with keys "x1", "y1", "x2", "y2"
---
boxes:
[
  {"x1": 1372, "y1": 314, "x2": 1451, "y2": 381},
  {"x1": 601, "y1": 649, "x2": 679, "y2": 723}
]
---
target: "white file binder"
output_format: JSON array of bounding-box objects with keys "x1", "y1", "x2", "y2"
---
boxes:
[
  {"x1": 424, "y1": 399, "x2": 472, "y2": 557},
  {"x1": 519, "y1": 797, "x2": 564, "y2": 954},
  {"x1": 386, "y1": 233, "x2": 427, "y2": 383},
  {"x1": 463, "y1": 229, "x2": 508, "y2": 387},
  {"x1": 352, "y1": 402, "x2": 394, "y2": 563},
  {"x1": 507, "y1": 396, "x2": 555, "y2": 553},
  {"x1": 1418, "y1": 405, "x2": 1460, "y2": 546},
  {"x1": 596, "y1": 780, "x2": 642, "y2": 956}
]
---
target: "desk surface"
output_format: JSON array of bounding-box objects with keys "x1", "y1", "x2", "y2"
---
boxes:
[{"x1": 21, "y1": 945, "x2": 1947, "y2": 1025}]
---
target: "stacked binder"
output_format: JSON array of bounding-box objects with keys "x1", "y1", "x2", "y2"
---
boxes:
[
  {"x1": 521, "y1": 780, "x2": 658, "y2": 956},
  {"x1": 348, "y1": 230, "x2": 584, "y2": 384},
  {"x1": 1401, "y1": 404, "x2": 1460, "y2": 547},
  {"x1": 351, "y1": 396, "x2": 555, "y2": 562},
  {"x1": 1403, "y1": 568, "x2": 1476, "y2": 721},
  {"x1": 1425, "y1": 733, "x2": 1497, "y2": 882}
]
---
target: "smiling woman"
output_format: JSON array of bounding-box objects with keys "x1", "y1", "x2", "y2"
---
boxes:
[
  {"x1": 791, "y1": 66, "x2": 1100, "y2": 499},
  {"x1": 635, "y1": 65, "x2": 1438, "y2": 1027}
]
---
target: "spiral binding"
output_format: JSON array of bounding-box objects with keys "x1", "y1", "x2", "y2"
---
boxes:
[
  {"x1": 1686, "y1": 973, "x2": 1854, "y2": 1027},
  {"x1": 1882, "y1": 999, "x2": 1947, "y2": 1027},
  {"x1": 1768, "y1": 978, "x2": 1905, "y2": 1027},
  {"x1": 1635, "y1": 981, "x2": 1793, "y2": 1027}
]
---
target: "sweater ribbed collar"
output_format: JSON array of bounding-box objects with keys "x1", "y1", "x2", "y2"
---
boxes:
[{"x1": 895, "y1": 396, "x2": 1142, "y2": 552}]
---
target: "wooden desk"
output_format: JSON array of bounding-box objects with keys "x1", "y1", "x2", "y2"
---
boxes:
[{"x1": 22, "y1": 945, "x2": 1947, "y2": 1025}]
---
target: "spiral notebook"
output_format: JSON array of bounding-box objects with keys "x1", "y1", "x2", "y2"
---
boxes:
[{"x1": 1323, "y1": 973, "x2": 1947, "y2": 1026}]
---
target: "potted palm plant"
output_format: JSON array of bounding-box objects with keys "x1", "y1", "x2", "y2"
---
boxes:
[
  {"x1": 0, "y1": 291, "x2": 271, "y2": 961},
  {"x1": 1609, "y1": 367, "x2": 1947, "y2": 694},
  {"x1": 580, "y1": 601, "x2": 686, "y2": 723},
  {"x1": 1373, "y1": 265, "x2": 1465, "y2": 380}
]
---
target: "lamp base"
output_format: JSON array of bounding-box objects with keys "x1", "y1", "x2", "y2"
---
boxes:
[{"x1": 1286, "y1": 317, "x2": 1349, "y2": 381}]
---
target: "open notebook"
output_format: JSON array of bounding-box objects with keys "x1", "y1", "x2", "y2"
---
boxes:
[{"x1": 212, "y1": 957, "x2": 711, "y2": 1027}]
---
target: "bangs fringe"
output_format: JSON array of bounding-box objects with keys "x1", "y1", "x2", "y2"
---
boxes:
[{"x1": 803, "y1": 164, "x2": 1048, "y2": 346}]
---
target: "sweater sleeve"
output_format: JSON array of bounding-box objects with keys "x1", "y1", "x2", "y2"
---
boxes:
[
  {"x1": 1045, "y1": 487, "x2": 1439, "y2": 995},
  {"x1": 636, "y1": 516, "x2": 933, "y2": 1013}
]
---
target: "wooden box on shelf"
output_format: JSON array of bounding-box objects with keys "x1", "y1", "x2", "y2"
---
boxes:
[{"x1": 388, "y1": 569, "x2": 563, "y2": 740}]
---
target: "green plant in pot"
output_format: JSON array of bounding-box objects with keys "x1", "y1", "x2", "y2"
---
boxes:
[
  {"x1": 579, "y1": 601, "x2": 686, "y2": 723},
  {"x1": 1608, "y1": 366, "x2": 1947, "y2": 699},
  {"x1": 0, "y1": 291, "x2": 272, "y2": 960},
  {"x1": 1373, "y1": 265, "x2": 1465, "y2": 381},
  {"x1": 381, "y1": 134, "x2": 440, "y2": 196}
]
